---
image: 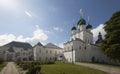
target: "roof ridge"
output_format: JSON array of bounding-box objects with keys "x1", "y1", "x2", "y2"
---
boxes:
[{"x1": 45, "y1": 43, "x2": 62, "y2": 49}]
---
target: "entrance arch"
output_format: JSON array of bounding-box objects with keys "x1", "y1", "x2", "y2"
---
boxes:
[{"x1": 91, "y1": 56, "x2": 95, "y2": 62}]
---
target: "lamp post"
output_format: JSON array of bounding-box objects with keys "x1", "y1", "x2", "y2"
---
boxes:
[
  {"x1": 71, "y1": 43, "x2": 74, "y2": 64},
  {"x1": 5, "y1": 51, "x2": 9, "y2": 61}
]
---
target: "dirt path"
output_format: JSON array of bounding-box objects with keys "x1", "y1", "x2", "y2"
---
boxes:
[
  {"x1": 0, "y1": 62, "x2": 19, "y2": 74},
  {"x1": 76, "y1": 62, "x2": 120, "y2": 74}
]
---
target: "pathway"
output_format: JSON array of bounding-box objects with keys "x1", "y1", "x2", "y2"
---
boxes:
[
  {"x1": 0, "y1": 62, "x2": 19, "y2": 74},
  {"x1": 76, "y1": 62, "x2": 120, "y2": 74}
]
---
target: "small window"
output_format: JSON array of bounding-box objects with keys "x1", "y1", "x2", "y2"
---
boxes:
[
  {"x1": 39, "y1": 50, "x2": 41, "y2": 53},
  {"x1": 50, "y1": 57, "x2": 52, "y2": 60},
  {"x1": 46, "y1": 57, "x2": 48, "y2": 60},
  {"x1": 23, "y1": 52, "x2": 25, "y2": 55},
  {"x1": 50, "y1": 50, "x2": 52, "y2": 54},
  {"x1": 68, "y1": 47, "x2": 69, "y2": 50},
  {"x1": 79, "y1": 46, "x2": 81, "y2": 49},
  {"x1": 39, "y1": 57, "x2": 41, "y2": 60},
  {"x1": 55, "y1": 51, "x2": 57, "y2": 54},
  {"x1": 46, "y1": 50, "x2": 48, "y2": 53},
  {"x1": 84, "y1": 46, "x2": 86, "y2": 50}
]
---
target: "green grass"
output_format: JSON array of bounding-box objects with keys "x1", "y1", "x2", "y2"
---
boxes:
[
  {"x1": 41, "y1": 62, "x2": 108, "y2": 74},
  {"x1": 0, "y1": 62, "x2": 7, "y2": 71}
]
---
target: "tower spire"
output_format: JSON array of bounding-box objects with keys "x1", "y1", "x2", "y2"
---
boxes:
[
  {"x1": 86, "y1": 16, "x2": 92, "y2": 30},
  {"x1": 71, "y1": 18, "x2": 76, "y2": 31},
  {"x1": 88, "y1": 16, "x2": 90, "y2": 24},
  {"x1": 72, "y1": 18, "x2": 75, "y2": 26},
  {"x1": 80, "y1": 8, "x2": 83, "y2": 18}
]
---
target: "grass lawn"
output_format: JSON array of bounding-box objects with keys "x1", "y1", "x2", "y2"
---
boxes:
[
  {"x1": 41, "y1": 62, "x2": 108, "y2": 74},
  {"x1": 0, "y1": 62, "x2": 7, "y2": 71}
]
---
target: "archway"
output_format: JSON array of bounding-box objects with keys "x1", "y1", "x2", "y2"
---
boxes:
[{"x1": 91, "y1": 56, "x2": 95, "y2": 62}]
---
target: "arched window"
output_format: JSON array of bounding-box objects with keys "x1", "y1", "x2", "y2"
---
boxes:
[
  {"x1": 84, "y1": 46, "x2": 86, "y2": 50},
  {"x1": 79, "y1": 46, "x2": 81, "y2": 49}
]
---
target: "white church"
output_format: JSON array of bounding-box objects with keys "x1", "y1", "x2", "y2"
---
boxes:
[
  {"x1": 62, "y1": 13, "x2": 112, "y2": 63},
  {"x1": 0, "y1": 10, "x2": 119, "y2": 65}
]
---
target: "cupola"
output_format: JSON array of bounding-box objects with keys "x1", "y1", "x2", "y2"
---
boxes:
[
  {"x1": 71, "y1": 26, "x2": 76, "y2": 30},
  {"x1": 86, "y1": 24, "x2": 92, "y2": 29},
  {"x1": 77, "y1": 18, "x2": 86, "y2": 25}
]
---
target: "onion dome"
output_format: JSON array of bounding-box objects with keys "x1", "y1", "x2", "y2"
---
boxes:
[
  {"x1": 77, "y1": 18, "x2": 86, "y2": 25},
  {"x1": 86, "y1": 24, "x2": 92, "y2": 29},
  {"x1": 71, "y1": 26, "x2": 76, "y2": 30}
]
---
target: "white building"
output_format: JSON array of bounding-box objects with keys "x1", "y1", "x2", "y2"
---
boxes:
[
  {"x1": 63, "y1": 16, "x2": 111, "y2": 63},
  {"x1": 0, "y1": 41, "x2": 33, "y2": 61},
  {"x1": 33, "y1": 42, "x2": 63, "y2": 61}
]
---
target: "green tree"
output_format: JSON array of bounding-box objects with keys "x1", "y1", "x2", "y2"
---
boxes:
[{"x1": 101, "y1": 11, "x2": 120, "y2": 61}]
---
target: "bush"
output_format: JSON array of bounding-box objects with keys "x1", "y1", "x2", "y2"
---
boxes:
[
  {"x1": 26, "y1": 65, "x2": 41, "y2": 74},
  {"x1": 0, "y1": 57, "x2": 4, "y2": 64},
  {"x1": 15, "y1": 61, "x2": 55, "y2": 74},
  {"x1": 21, "y1": 64, "x2": 29, "y2": 70}
]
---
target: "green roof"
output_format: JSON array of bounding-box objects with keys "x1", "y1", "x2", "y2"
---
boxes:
[
  {"x1": 71, "y1": 26, "x2": 76, "y2": 30},
  {"x1": 77, "y1": 18, "x2": 86, "y2": 25},
  {"x1": 86, "y1": 24, "x2": 92, "y2": 29}
]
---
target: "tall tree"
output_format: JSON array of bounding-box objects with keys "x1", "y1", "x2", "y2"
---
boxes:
[{"x1": 102, "y1": 11, "x2": 120, "y2": 61}]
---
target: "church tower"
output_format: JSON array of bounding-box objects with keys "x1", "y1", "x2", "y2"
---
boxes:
[
  {"x1": 77, "y1": 9, "x2": 86, "y2": 31},
  {"x1": 86, "y1": 24, "x2": 92, "y2": 31},
  {"x1": 86, "y1": 16, "x2": 92, "y2": 31},
  {"x1": 95, "y1": 32, "x2": 103, "y2": 45},
  {"x1": 71, "y1": 26, "x2": 77, "y2": 40},
  {"x1": 77, "y1": 18, "x2": 86, "y2": 31},
  {"x1": 71, "y1": 26, "x2": 76, "y2": 35}
]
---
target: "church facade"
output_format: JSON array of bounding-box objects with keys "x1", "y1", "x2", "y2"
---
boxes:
[{"x1": 63, "y1": 16, "x2": 111, "y2": 63}]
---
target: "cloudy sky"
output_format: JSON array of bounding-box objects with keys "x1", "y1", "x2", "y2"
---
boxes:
[{"x1": 0, "y1": 0, "x2": 120, "y2": 47}]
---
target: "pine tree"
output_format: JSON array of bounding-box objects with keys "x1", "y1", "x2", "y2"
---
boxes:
[{"x1": 102, "y1": 11, "x2": 120, "y2": 61}]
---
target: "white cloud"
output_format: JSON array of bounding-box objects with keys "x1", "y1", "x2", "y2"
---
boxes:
[
  {"x1": 53, "y1": 27, "x2": 63, "y2": 32},
  {"x1": 91, "y1": 24, "x2": 106, "y2": 42},
  {"x1": 54, "y1": 42, "x2": 63, "y2": 48},
  {"x1": 0, "y1": 34, "x2": 16, "y2": 46},
  {"x1": 58, "y1": 42, "x2": 63, "y2": 48},
  {"x1": 0, "y1": 25, "x2": 48, "y2": 46},
  {"x1": 33, "y1": 26, "x2": 48, "y2": 41},
  {"x1": 25, "y1": 11, "x2": 32, "y2": 17},
  {"x1": 0, "y1": 0, "x2": 18, "y2": 10}
]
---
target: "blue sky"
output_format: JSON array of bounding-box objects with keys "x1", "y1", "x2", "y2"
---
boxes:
[{"x1": 0, "y1": 0, "x2": 120, "y2": 46}]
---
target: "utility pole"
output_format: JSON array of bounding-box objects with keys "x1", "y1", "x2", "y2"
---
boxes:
[{"x1": 72, "y1": 46, "x2": 74, "y2": 64}]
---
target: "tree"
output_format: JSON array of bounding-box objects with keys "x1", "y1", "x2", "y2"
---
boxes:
[{"x1": 101, "y1": 11, "x2": 120, "y2": 61}]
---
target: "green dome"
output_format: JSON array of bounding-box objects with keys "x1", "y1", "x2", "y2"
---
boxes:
[
  {"x1": 86, "y1": 24, "x2": 92, "y2": 29},
  {"x1": 71, "y1": 26, "x2": 76, "y2": 30},
  {"x1": 77, "y1": 18, "x2": 86, "y2": 25}
]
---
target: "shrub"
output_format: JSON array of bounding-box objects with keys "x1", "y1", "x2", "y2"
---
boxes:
[
  {"x1": 0, "y1": 57, "x2": 4, "y2": 64},
  {"x1": 26, "y1": 65, "x2": 41, "y2": 74},
  {"x1": 21, "y1": 64, "x2": 29, "y2": 70}
]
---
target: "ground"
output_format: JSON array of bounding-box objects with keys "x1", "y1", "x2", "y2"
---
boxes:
[
  {"x1": 1, "y1": 62, "x2": 120, "y2": 74},
  {"x1": 41, "y1": 62, "x2": 108, "y2": 74},
  {"x1": 75, "y1": 62, "x2": 120, "y2": 74},
  {"x1": 0, "y1": 62, "x2": 19, "y2": 74}
]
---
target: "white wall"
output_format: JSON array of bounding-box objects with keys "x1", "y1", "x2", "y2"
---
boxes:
[
  {"x1": 63, "y1": 50, "x2": 75, "y2": 63},
  {"x1": 33, "y1": 45, "x2": 63, "y2": 61}
]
